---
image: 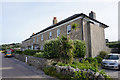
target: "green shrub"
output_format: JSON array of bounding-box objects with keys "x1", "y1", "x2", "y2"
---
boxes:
[
  {"x1": 57, "y1": 62, "x2": 66, "y2": 66},
  {"x1": 57, "y1": 60, "x2": 99, "y2": 72},
  {"x1": 99, "y1": 70, "x2": 112, "y2": 80},
  {"x1": 34, "y1": 52, "x2": 44, "y2": 58},
  {"x1": 72, "y1": 71, "x2": 87, "y2": 80},
  {"x1": 44, "y1": 67, "x2": 56, "y2": 75},
  {"x1": 22, "y1": 50, "x2": 39, "y2": 56},
  {"x1": 94, "y1": 56, "x2": 103, "y2": 63},
  {"x1": 52, "y1": 62, "x2": 57, "y2": 66},
  {"x1": 106, "y1": 41, "x2": 120, "y2": 48},
  {"x1": 44, "y1": 38, "x2": 60, "y2": 58},
  {"x1": 85, "y1": 57, "x2": 97, "y2": 63},
  {"x1": 73, "y1": 40, "x2": 86, "y2": 58},
  {"x1": 99, "y1": 51, "x2": 109, "y2": 58},
  {"x1": 14, "y1": 50, "x2": 22, "y2": 54},
  {"x1": 44, "y1": 67, "x2": 71, "y2": 79},
  {"x1": 44, "y1": 35, "x2": 74, "y2": 64}
]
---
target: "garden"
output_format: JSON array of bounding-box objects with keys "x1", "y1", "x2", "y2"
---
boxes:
[{"x1": 14, "y1": 35, "x2": 111, "y2": 80}]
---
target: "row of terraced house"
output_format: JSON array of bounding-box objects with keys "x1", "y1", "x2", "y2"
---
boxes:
[{"x1": 21, "y1": 11, "x2": 109, "y2": 57}]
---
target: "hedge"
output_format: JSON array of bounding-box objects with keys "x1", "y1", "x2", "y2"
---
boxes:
[{"x1": 73, "y1": 40, "x2": 86, "y2": 58}]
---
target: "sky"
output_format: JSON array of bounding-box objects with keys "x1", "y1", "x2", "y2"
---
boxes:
[{"x1": 0, "y1": 0, "x2": 119, "y2": 45}]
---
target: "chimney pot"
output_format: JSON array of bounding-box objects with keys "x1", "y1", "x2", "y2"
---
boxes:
[
  {"x1": 54, "y1": 17, "x2": 56, "y2": 20},
  {"x1": 53, "y1": 17, "x2": 57, "y2": 25}
]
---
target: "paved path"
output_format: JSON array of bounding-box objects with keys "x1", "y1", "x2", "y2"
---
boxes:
[
  {"x1": 99, "y1": 67, "x2": 120, "y2": 79},
  {"x1": 0, "y1": 52, "x2": 57, "y2": 79}
]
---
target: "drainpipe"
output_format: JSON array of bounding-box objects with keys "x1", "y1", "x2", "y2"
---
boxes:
[
  {"x1": 81, "y1": 15, "x2": 92, "y2": 57},
  {"x1": 81, "y1": 15, "x2": 85, "y2": 40}
]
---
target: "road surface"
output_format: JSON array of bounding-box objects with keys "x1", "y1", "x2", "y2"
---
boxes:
[
  {"x1": 0, "y1": 52, "x2": 56, "y2": 80},
  {"x1": 0, "y1": 52, "x2": 120, "y2": 79},
  {"x1": 99, "y1": 67, "x2": 120, "y2": 79}
]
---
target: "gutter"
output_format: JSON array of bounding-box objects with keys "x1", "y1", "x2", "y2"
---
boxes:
[{"x1": 81, "y1": 15, "x2": 85, "y2": 40}]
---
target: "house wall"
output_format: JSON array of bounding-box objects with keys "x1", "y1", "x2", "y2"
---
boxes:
[
  {"x1": 90, "y1": 23, "x2": 106, "y2": 57},
  {"x1": 21, "y1": 16, "x2": 107, "y2": 57},
  {"x1": 31, "y1": 17, "x2": 83, "y2": 50},
  {"x1": 83, "y1": 20, "x2": 91, "y2": 57}
]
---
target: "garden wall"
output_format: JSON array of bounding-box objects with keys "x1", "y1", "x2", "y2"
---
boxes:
[
  {"x1": 13, "y1": 54, "x2": 105, "y2": 80},
  {"x1": 13, "y1": 54, "x2": 54, "y2": 70}
]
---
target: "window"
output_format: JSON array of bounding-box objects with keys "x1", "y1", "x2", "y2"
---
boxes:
[
  {"x1": 41, "y1": 34, "x2": 43, "y2": 40},
  {"x1": 31, "y1": 45, "x2": 33, "y2": 50},
  {"x1": 67, "y1": 25, "x2": 71, "y2": 34},
  {"x1": 49, "y1": 32, "x2": 52, "y2": 39},
  {"x1": 33, "y1": 38, "x2": 35, "y2": 43},
  {"x1": 36, "y1": 36, "x2": 38, "y2": 42},
  {"x1": 40, "y1": 45, "x2": 43, "y2": 50},
  {"x1": 57, "y1": 29, "x2": 60, "y2": 37}
]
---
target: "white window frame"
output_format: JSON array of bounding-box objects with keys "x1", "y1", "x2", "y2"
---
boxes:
[
  {"x1": 41, "y1": 34, "x2": 43, "y2": 40},
  {"x1": 67, "y1": 25, "x2": 71, "y2": 34},
  {"x1": 31, "y1": 45, "x2": 33, "y2": 50},
  {"x1": 40, "y1": 45, "x2": 43, "y2": 50},
  {"x1": 33, "y1": 38, "x2": 35, "y2": 43},
  {"x1": 49, "y1": 32, "x2": 52, "y2": 39},
  {"x1": 57, "y1": 29, "x2": 60, "y2": 37},
  {"x1": 36, "y1": 36, "x2": 38, "y2": 42}
]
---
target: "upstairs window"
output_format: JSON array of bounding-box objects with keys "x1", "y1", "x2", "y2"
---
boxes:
[
  {"x1": 33, "y1": 38, "x2": 35, "y2": 43},
  {"x1": 41, "y1": 34, "x2": 43, "y2": 40},
  {"x1": 57, "y1": 29, "x2": 60, "y2": 37},
  {"x1": 49, "y1": 32, "x2": 52, "y2": 39},
  {"x1": 67, "y1": 25, "x2": 71, "y2": 34},
  {"x1": 36, "y1": 36, "x2": 38, "y2": 42}
]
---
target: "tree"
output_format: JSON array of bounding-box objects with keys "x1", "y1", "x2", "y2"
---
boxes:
[{"x1": 58, "y1": 35, "x2": 74, "y2": 64}]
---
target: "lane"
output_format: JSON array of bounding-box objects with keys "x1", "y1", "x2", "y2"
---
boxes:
[
  {"x1": 1, "y1": 53, "x2": 54, "y2": 79},
  {"x1": 1, "y1": 51, "x2": 119, "y2": 79},
  {"x1": 99, "y1": 67, "x2": 120, "y2": 79}
]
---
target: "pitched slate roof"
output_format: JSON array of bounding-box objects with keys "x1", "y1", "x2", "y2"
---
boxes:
[{"x1": 23, "y1": 13, "x2": 109, "y2": 42}]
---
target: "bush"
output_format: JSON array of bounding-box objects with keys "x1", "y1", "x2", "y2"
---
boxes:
[
  {"x1": 44, "y1": 67, "x2": 71, "y2": 79},
  {"x1": 85, "y1": 57, "x2": 97, "y2": 63},
  {"x1": 72, "y1": 70, "x2": 87, "y2": 80},
  {"x1": 34, "y1": 52, "x2": 44, "y2": 58},
  {"x1": 44, "y1": 38, "x2": 60, "y2": 58},
  {"x1": 44, "y1": 67, "x2": 56, "y2": 75},
  {"x1": 99, "y1": 51, "x2": 109, "y2": 58},
  {"x1": 22, "y1": 50, "x2": 39, "y2": 56},
  {"x1": 44, "y1": 35, "x2": 74, "y2": 64},
  {"x1": 14, "y1": 50, "x2": 22, "y2": 54},
  {"x1": 99, "y1": 70, "x2": 111, "y2": 80},
  {"x1": 94, "y1": 56, "x2": 103, "y2": 63},
  {"x1": 73, "y1": 40, "x2": 86, "y2": 58},
  {"x1": 57, "y1": 61, "x2": 99, "y2": 72}
]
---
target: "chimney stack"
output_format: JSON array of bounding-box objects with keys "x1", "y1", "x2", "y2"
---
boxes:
[
  {"x1": 53, "y1": 17, "x2": 57, "y2": 25},
  {"x1": 89, "y1": 11, "x2": 96, "y2": 19},
  {"x1": 32, "y1": 33, "x2": 34, "y2": 35}
]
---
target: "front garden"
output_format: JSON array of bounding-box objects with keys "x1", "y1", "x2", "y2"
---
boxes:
[{"x1": 14, "y1": 35, "x2": 111, "y2": 80}]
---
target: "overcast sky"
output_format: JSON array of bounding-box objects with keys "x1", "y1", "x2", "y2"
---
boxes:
[{"x1": 0, "y1": 0, "x2": 119, "y2": 45}]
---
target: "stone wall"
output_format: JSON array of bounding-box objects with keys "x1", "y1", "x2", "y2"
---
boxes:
[
  {"x1": 13, "y1": 54, "x2": 106, "y2": 80},
  {"x1": 55, "y1": 65, "x2": 105, "y2": 80},
  {"x1": 13, "y1": 54, "x2": 54, "y2": 70},
  {"x1": 89, "y1": 23, "x2": 107, "y2": 57}
]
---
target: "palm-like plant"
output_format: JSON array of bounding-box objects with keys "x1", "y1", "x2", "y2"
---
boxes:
[
  {"x1": 59, "y1": 35, "x2": 74, "y2": 64},
  {"x1": 71, "y1": 23, "x2": 79, "y2": 31}
]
